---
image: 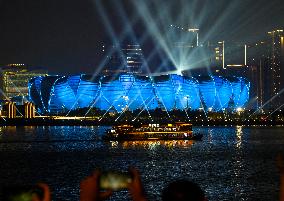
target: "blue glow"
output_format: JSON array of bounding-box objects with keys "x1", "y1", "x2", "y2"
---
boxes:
[
  {"x1": 29, "y1": 74, "x2": 250, "y2": 113},
  {"x1": 197, "y1": 76, "x2": 216, "y2": 109},
  {"x1": 212, "y1": 76, "x2": 232, "y2": 111},
  {"x1": 152, "y1": 75, "x2": 176, "y2": 111},
  {"x1": 237, "y1": 77, "x2": 250, "y2": 108},
  {"x1": 77, "y1": 75, "x2": 100, "y2": 108}
]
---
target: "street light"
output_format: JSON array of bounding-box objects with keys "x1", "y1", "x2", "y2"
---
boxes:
[{"x1": 188, "y1": 28, "x2": 199, "y2": 47}]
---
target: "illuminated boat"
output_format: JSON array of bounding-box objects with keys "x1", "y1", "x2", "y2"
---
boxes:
[{"x1": 103, "y1": 123, "x2": 203, "y2": 141}]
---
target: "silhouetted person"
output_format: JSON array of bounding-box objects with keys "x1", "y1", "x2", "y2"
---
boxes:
[
  {"x1": 2, "y1": 183, "x2": 51, "y2": 201},
  {"x1": 277, "y1": 154, "x2": 284, "y2": 201},
  {"x1": 162, "y1": 180, "x2": 206, "y2": 201},
  {"x1": 80, "y1": 170, "x2": 112, "y2": 201},
  {"x1": 80, "y1": 168, "x2": 147, "y2": 201}
]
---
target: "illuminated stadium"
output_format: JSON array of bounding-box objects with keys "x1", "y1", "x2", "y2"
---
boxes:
[{"x1": 28, "y1": 74, "x2": 250, "y2": 114}]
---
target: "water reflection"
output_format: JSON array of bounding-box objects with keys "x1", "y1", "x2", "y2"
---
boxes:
[
  {"x1": 1, "y1": 126, "x2": 284, "y2": 200},
  {"x1": 6, "y1": 126, "x2": 17, "y2": 133},
  {"x1": 108, "y1": 140, "x2": 195, "y2": 149},
  {"x1": 0, "y1": 126, "x2": 107, "y2": 151},
  {"x1": 236, "y1": 126, "x2": 243, "y2": 149},
  {"x1": 208, "y1": 128, "x2": 213, "y2": 144},
  {"x1": 233, "y1": 157, "x2": 245, "y2": 199},
  {"x1": 0, "y1": 127, "x2": 3, "y2": 140}
]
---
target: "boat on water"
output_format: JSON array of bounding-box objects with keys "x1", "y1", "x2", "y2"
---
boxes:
[{"x1": 103, "y1": 122, "x2": 203, "y2": 141}]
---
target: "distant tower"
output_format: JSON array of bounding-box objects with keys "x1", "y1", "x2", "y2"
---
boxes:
[
  {"x1": 249, "y1": 29, "x2": 284, "y2": 111},
  {"x1": 188, "y1": 28, "x2": 199, "y2": 47},
  {"x1": 214, "y1": 41, "x2": 225, "y2": 69},
  {"x1": 0, "y1": 64, "x2": 47, "y2": 99},
  {"x1": 122, "y1": 44, "x2": 143, "y2": 74},
  {"x1": 103, "y1": 44, "x2": 143, "y2": 75},
  {"x1": 267, "y1": 29, "x2": 284, "y2": 109}
]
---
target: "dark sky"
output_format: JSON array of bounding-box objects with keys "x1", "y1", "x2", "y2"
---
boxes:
[{"x1": 0, "y1": 0, "x2": 283, "y2": 74}]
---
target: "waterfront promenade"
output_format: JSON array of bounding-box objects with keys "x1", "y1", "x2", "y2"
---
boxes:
[{"x1": 0, "y1": 116, "x2": 283, "y2": 127}]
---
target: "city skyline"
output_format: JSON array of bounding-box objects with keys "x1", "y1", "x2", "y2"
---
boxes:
[
  {"x1": 0, "y1": 0, "x2": 283, "y2": 74},
  {"x1": 1, "y1": 1, "x2": 284, "y2": 199}
]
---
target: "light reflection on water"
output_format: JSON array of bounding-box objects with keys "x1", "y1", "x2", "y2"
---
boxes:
[
  {"x1": 0, "y1": 126, "x2": 284, "y2": 201},
  {"x1": 118, "y1": 140, "x2": 194, "y2": 149},
  {"x1": 236, "y1": 125, "x2": 243, "y2": 149}
]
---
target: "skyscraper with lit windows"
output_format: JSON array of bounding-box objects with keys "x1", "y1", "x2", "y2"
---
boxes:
[
  {"x1": 245, "y1": 29, "x2": 284, "y2": 111},
  {"x1": 103, "y1": 44, "x2": 143, "y2": 75},
  {"x1": 267, "y1": 29, "x2": 284, "y2": 109},
  {"x1": 0, "y1": 64, "x2": 48, "y2": 100}
]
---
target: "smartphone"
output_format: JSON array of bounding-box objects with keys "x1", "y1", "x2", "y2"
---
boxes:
[
  {"x1": 2, "y1": 185, "x2": 44, "y2": 201},
  {"x1": 99, "y1": 171, "x2": 132, "y2": 190}
]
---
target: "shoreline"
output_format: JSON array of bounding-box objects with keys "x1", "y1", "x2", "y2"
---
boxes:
[{"x1": 0, "y1": 117, "x2": 283, "y2": 127}]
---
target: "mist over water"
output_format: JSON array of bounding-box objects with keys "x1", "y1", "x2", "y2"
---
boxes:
[{"x1": 0, "y1": 126, "x2": 284, "y2": 201}]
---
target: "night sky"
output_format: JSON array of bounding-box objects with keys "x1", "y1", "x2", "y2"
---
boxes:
[{"x1": 0, "y1": 0, "x2": 283, "y2": 74}]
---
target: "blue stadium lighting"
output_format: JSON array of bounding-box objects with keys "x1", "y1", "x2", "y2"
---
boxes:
[
  {"x1": 29, "y1": 74, "x2": 250, "y2": 114},
  {"x1": 198, "y1": 76, "x2": 216, "y2": 109},
  {"x1": 212, "y1": 76, "x2": 232, "y2": 111}
]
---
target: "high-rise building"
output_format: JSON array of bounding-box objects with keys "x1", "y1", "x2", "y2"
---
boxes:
[
  {"x1": 216, "y1": 41, "x2": 247, "y2": 71},
  {"x1": 247, "y1": 41, "x2": 267, "y2": 110},
  {"x1": 214, "y1": 41, "x2": 225, "y2": 69},
  {"x1": 0, "y1": 64, "x2": 48, "y2": 100},
  {"x1": 103, "y1": 44, "x2": 144, "y2": 75},
  {"x1": 170, "y1": 25, "x2": 199, "y2": 48},
  {"x1": 246, "y1": 29, "x2": 284, "y2": 111},
  {"x1": 267, "y1": 30, "x2": 284, "y2": 109}
]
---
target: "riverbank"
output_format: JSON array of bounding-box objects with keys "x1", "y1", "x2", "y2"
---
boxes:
[{"x1": 0, "y1": 117, "x2": 283, "y2": 127}]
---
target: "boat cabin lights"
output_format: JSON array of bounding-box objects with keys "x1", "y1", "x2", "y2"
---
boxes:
[
  {"x1": 178, "y1": 123, "x2": 192, "y2": 126},
  {"x1": 118, "y1": 125, "x2": 133, "y2": 128},
  {"x1": 148, "y1": 124, "x2": 159, "y2": 128}
]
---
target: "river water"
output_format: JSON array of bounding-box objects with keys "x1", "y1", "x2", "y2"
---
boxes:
[{"x1": 0, "y1": 126, "x2": 284, "y2": 201}]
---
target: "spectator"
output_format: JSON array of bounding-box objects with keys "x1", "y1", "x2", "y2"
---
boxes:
[
  {"x1": 277, "y1": 154, "x2": 284, "y2": 201},
  {"x1": 80, "y1": 168, "x2": 147, "y2": 201},
  {"x1": 161, "y1": 180, "x2": 207, "y2": 201}
]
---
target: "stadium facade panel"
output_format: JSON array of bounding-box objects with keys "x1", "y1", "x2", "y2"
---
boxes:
[{"x1": 28, "y1": 74, "x2": 250, "y2": 114}]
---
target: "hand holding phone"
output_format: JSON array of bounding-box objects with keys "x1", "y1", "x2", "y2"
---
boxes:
[
  {"x1": 2, "y1": 185, "x2": 44, "y2": 201},
  {"x1": 99, "y1": 171, "x2": 132, "y2": 191},
  {"x1": 80, "y1": 168, "x2": 146, "y2": 201}
]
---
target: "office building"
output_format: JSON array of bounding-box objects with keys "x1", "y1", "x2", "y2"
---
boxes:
[
  {"x1": 0, "y1": 64, "x2": 48, "y2": 100},
  {"x1": 246, "y1": 41, "x2": 268, "y2": 109},
  {"x1": 103, "y1": 44, "x2": 144, "y2": 74},
  {"x1": 267, "y1": 30, "x2": 284, "y2": 109},
  {"x1": 246, "y1": 29, "x2": 284, "y2": 110}
]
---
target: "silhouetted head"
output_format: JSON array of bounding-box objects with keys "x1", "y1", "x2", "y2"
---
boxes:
[{"x1": 162, "y1": 180, "x2": 206, "y2": 201}]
